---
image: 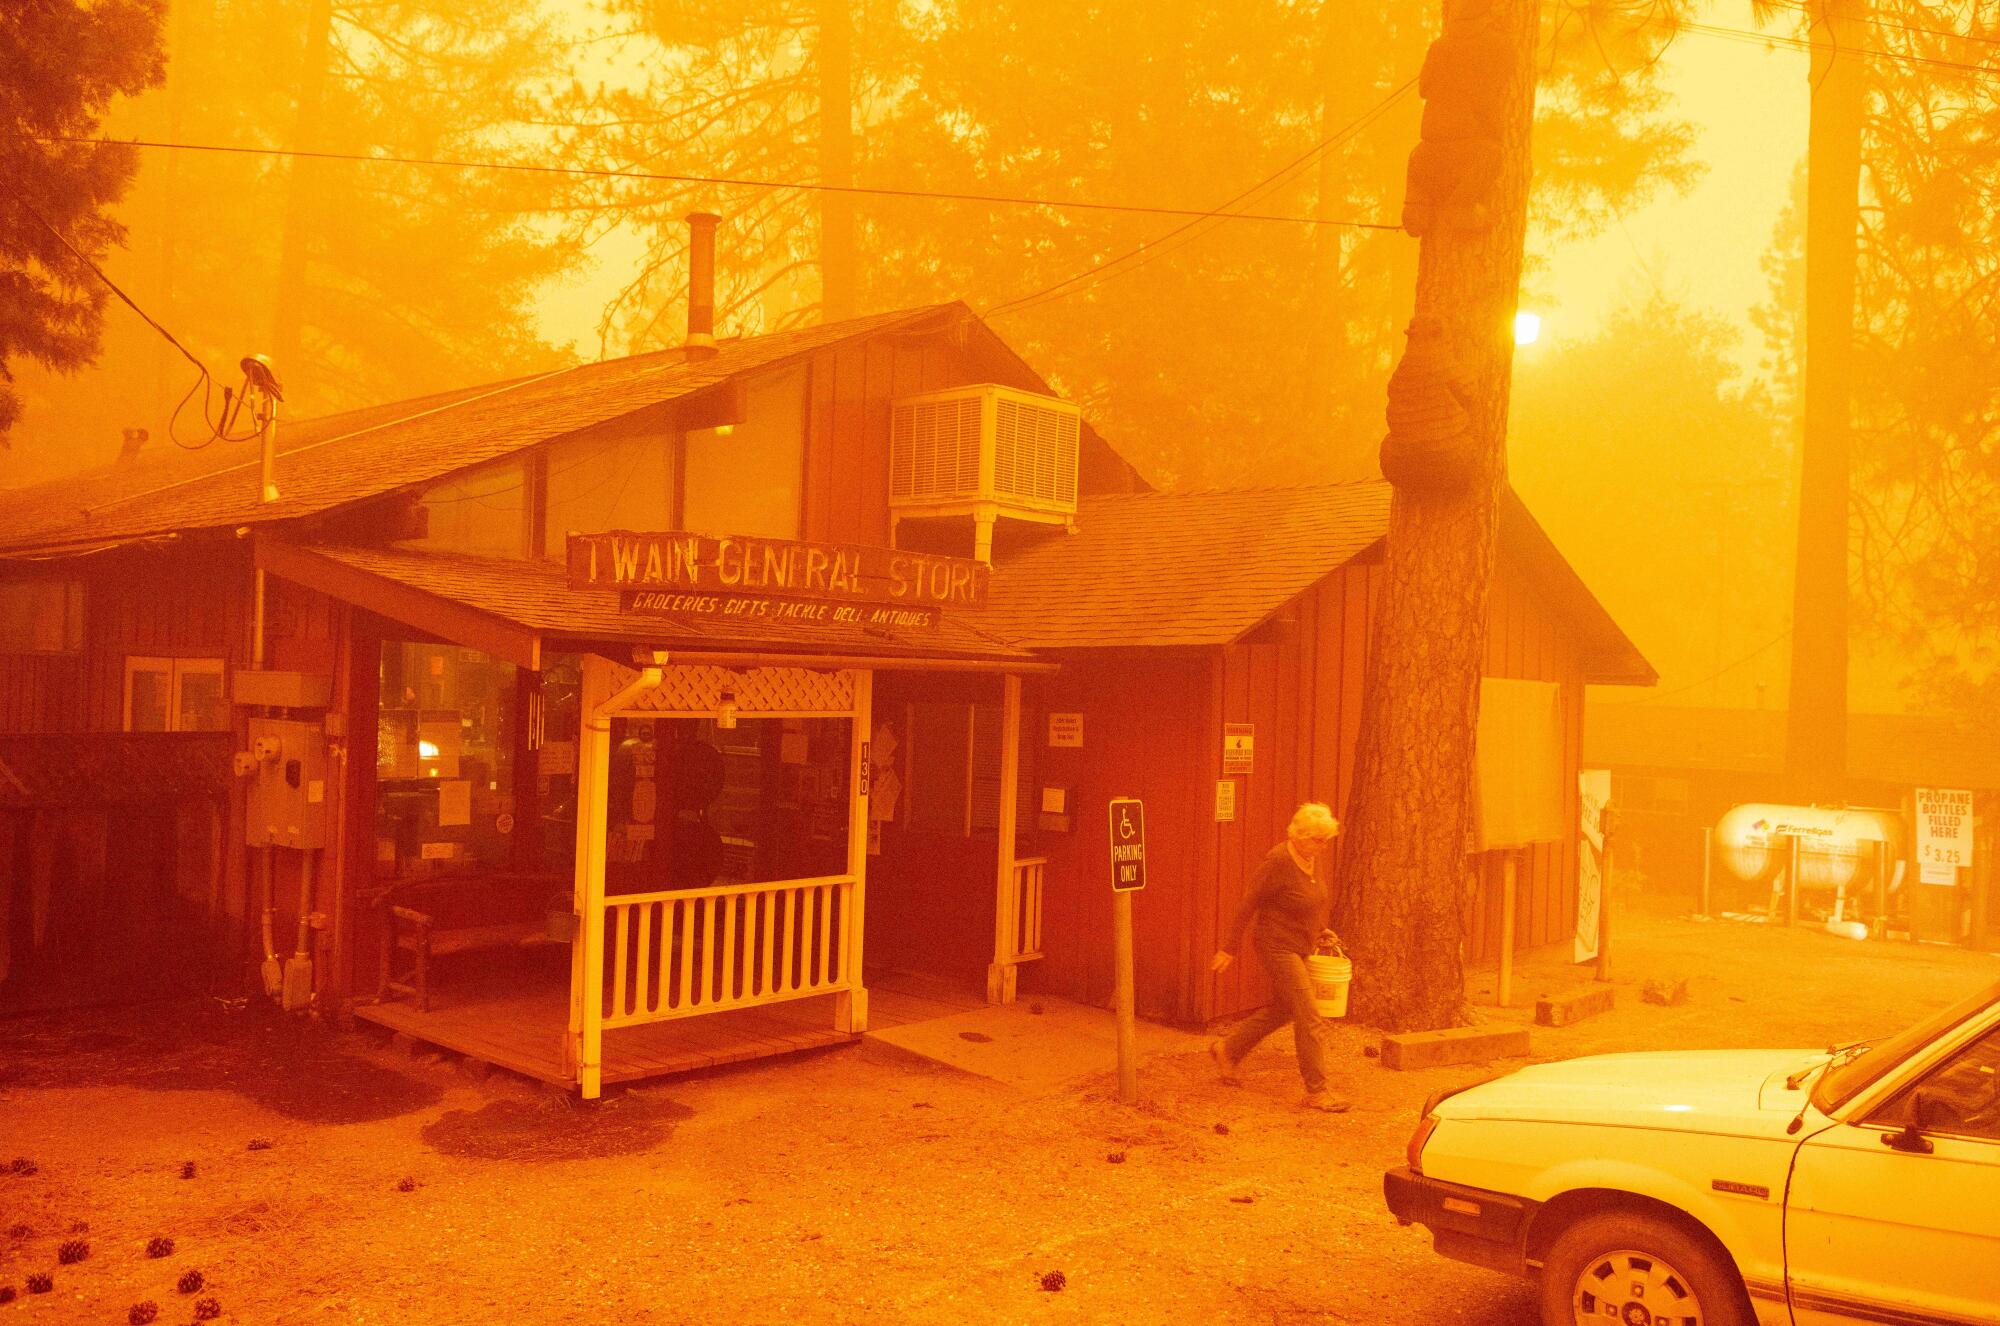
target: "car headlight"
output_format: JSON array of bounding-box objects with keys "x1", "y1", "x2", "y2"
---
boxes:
[{"x1": 1406, "y1": 1115, "x2": 1439, "y2": 1173}]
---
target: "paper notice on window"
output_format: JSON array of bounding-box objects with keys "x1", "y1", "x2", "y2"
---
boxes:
[
  {"x1": 538, "y1": 740, "x2": 576, "y2": 777},
  {"x1": 436, "y1": 779, "x2": 472, "y2": 827}
]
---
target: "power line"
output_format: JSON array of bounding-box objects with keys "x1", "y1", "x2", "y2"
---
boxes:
[
  {"x1": 20, "y1": 203, "x2": 209, "y2": 380},
  {"x1": 1762, "y1": 0, "x2": 2000, "y2": 55},
  {"x1": 982, "y1": 79, "x2": 1416, "y2": 320},
  {"x1": 16, "y1": 203, "x2": 256, "y2": 450},
  {"x1": 21, "y1": 134, "x2": 1395, "y2": 230},
  {"x1": 1672, "y1": 14, "x2": 2000, "y2": 80}
]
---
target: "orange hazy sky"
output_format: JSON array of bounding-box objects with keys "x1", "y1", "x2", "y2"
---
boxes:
[{"x1": 1534, "y1": 7, "x2": 1808, "y2": 378}]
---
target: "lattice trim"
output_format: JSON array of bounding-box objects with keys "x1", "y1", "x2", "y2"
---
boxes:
[{"x1": 604, "y1": 663, "x2": 858, "y2": 716}]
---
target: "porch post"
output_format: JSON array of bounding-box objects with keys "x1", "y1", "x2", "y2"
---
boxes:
[
  {"x1": 987, "y1": 673, "x2": 1022, "y2": 1004},
  {"x1": 570, "y1": 654, "x2": 614, "y2": 1099},
  {"x1": 836, "y1": 669, "x2": 872, "y2": 1033}
]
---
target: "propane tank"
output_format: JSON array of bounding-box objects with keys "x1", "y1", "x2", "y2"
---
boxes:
[{"x1": 1713, "y1": 804, "x2": 1904, "y2": 893}]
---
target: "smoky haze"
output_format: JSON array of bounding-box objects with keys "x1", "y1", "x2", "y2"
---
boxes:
[{"x1": 4, "y1": 0, "x2": 1997, "y2": 737}]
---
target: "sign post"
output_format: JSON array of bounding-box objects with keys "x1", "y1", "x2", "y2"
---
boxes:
[{"x1": 1108, "y1": 797, "x2": 1146, "y2": 1103}]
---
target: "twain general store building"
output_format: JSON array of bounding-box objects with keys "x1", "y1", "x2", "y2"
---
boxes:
[{"x1": 0, "y1": 294, "x2": 1648, "y2": 1096}]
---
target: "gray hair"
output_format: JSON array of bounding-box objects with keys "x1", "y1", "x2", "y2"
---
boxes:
[{"x1": 1288, "y1": 802, "x2": 1339, "y2": 841}]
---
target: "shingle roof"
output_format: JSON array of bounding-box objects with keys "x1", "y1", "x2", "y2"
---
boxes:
[
  {"x1": 275, "y1": 542, "x2": 1038, "y2": 666},
  {"x1": 966, "y1": 483, "x2": 1393, "y2": 650},
  {"x1": 0, "y1": 305, "x2": 957, "y2": 554},
  {"x1": 965, "y1": 480, "x2": 1653, "y2": 684},
  {"x1": 1585, "y1": 704, "x2": 2000, "y2": 790}
]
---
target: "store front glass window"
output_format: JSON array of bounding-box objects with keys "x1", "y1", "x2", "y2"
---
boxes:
[
  {"x1": 375, "y1": 643, "x2": 517, "y2": 877},
  {"x1": 602, "y1": 715, "x2": 850, "y2": 894}
]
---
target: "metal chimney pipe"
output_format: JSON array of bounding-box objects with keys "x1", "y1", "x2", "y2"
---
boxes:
[{"x1": 685, "y1": 211, "x2": 720, "y2": 361}]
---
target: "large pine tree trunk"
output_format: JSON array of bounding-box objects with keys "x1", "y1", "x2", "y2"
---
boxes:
[
  {"x1": 1337, "y1": 0, "x2": 1541, "y2": 1032},
  {"x1": 1785, "y1": 0, "x2": 1865, "y2": 803}
]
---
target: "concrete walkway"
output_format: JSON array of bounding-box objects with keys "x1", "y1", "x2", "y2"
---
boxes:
[{"x1": 865, "y1": 992, "x2": 1208, "y2": 1091}]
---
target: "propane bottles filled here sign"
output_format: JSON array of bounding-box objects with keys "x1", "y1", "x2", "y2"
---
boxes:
[{"x1": 568, "y1": 530, "x2": 988, "y2": 630}]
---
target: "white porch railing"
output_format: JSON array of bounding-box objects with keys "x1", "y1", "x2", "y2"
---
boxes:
[
  {"x1": 1008, "y1": 856, "x2": 1047, "y2": 963},
  {"x1": 600, "y1": 875, "x2": 854, "y2": 1028}
]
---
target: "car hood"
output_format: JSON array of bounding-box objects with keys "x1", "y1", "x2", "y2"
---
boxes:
[{"x1": 1436, "y1": 1049, "x2": 1825, "y2": 1136}]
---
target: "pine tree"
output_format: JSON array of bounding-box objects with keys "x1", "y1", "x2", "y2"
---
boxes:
[
  {"x1": 1336, "y1": 0, "x2": 1544, "y2": 1031},
  {"x1": 0, "y1": 0, "x2": 165, "y2": 444}
]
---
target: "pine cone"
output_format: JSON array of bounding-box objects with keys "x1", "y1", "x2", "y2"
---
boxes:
[
  {"x1": 0, "y1": 1286, "x2": 16, "y2": 1304},
  {"x1": 129, "y1": 1301, "x2": 160, "y2": 1325},
  {"x1": 395, "y1": 1177, "x2": 417, "y2": 1193},
  {"x1": 246, "y1": 1139, "x2": 272, "y2": 1152},
  {"x1": 6, "y1": 1223, "x2": 30, "y2": 1240},
  {"x1": 146, "y1": 1236, "x2": 175, "y2": 1259},
  {"x1": 193, "y1": 1297, "x2": 222, "y2": 1321},
  {"x1": 25, "y1": 1273, "x2": 52, "y2": 1294},
  {"x1": 6, "y1": 1157, "x2": 33, "y2": 1174},
  {"x1": 69, "y1": 1219, "x2": 88, "y2": 1234},
  {"x1": 57, "y1": 1238, "x2": 89, "y2": 1264},
  {"x1": 1038, "y1": 1270, "x2": 1066, "y2": 1293},
  {"x1": 179, "y1": 1161, "x2": 197, "y2": 1180},
  {"x1": 177, "y1": 1270, "x2": 205, "y2": 1295}
]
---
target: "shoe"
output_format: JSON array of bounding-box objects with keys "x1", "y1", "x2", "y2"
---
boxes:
[
  {"x1": 1208, "y1": 1039, "x2": 1241, "y2": 1084},
  {"x1": 1301, "y1": 1090, "x2": 1351, "y2": 1113}
]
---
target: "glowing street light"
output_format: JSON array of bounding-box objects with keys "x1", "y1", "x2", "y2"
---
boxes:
[{"x1": 1514, "y1": 311, "x2": 1542, "y2": 346}]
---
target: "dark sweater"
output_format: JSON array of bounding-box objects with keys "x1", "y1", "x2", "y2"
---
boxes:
[{"x1": 1224, "y1": 843, "x2": 1328, "y2": 958}]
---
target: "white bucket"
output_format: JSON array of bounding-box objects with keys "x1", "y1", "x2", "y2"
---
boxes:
[{"x1": 1305, "y1": 954, "x2": 1351, "y2": 1019}]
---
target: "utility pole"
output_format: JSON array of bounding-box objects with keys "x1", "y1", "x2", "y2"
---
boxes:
[
  {"x1": 818, "y1": 0, "x2": 856, "y2": 322},
  {"x1": 1785, "y1": 0, "x2": 1866, "y2": 805},
  {"x1": 1336, "y1": 0, "x2": 1542, "y2": 1032}
]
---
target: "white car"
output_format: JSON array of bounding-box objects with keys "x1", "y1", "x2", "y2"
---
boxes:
[{"x1": 1385, "y1": 976, "x2": 2000, "y2": 1326}]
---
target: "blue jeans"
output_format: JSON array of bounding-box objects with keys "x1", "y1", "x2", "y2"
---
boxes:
[{"x1": 1222, "y1": 946, "x2": 1330, "y2": 1093}]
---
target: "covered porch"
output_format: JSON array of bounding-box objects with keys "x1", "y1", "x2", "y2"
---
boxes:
[
  {"x1": 258, "y1": 542, "x2": 1051, "y2": 1097},
  {"x1": 353, "y1": 965, "x2": 983, "y2": 1087}
]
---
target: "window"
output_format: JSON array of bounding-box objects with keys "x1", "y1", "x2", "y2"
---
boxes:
[
  {"x1": 375, "y1": 643, "x2": 517, "y2": 877},
  {"x1": 902, "y1": 700, "x2": 1034, "y2": 837},
  {"x1": 1874, "y1": 1026, "x2": 2000, "y2": 1143},
  {"x1": 599, "y1": 716, "x2": 850, "y2": 892},
  {"x1": 124, "y1": 657, "x2": 228, "y2": 732},
  {"x1": 0, "y1": 579, "x2": 84, "y2": 654}
]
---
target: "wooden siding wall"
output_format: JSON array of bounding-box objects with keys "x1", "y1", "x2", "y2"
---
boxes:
[
  {"x1": 1022, "y1": 654, "x2": 1211, "y2": 1024},
  {"x1": 801, "y1": 336, "x2": 983, "y2": 549},
  {"x1": 0, "y1": 546, "x2": 251, "y2": 735},
  {"x1": 1203, "y1": 564, "x2": 1380, "y2": 1022},
  {"x1": 1470, "y1": 568, "x2": 1587, "y2": 966}
]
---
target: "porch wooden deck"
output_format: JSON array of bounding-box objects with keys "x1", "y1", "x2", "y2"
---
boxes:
[{"x1": 353, "y1": 968, "x2": 983, "y2": 1089}]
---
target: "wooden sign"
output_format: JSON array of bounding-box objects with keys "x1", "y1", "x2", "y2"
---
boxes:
[
  {"x1": 568, "y1": 530, "x2": 988, "y2": 610},
  {"x1": 621, "y1": 590, "x2": 939, "y2": 631}
]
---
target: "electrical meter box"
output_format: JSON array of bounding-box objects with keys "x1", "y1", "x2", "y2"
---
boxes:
[{"x1": 246, "y1": 717, "x2": 329, "y2": 849}]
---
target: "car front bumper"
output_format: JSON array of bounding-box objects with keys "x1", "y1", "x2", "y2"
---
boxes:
[{"x1": 1383, "y1": 1167, "x2": 1538, "y2": 1278}]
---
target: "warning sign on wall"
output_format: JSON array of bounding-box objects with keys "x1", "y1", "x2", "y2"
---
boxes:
[
  {"x1": 1222, "y1": 723, "x2": 1254, "y2": 775},
  {"x1": 1915, "y1": 787, "x2": 1974, "y2": 885}
]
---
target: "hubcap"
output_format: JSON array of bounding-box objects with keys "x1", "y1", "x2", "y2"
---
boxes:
[{"x1": 1571, "y1": 1248, "x2": 1704, "y2": 1326}]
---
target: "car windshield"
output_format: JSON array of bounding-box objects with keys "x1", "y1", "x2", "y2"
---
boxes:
[{"x1": 1813, "y1": 976, "x2": 2000, "y2": 1113}]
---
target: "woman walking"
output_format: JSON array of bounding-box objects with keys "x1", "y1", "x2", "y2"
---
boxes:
[{"x1": 1208, "y1": 801, "x2": 1348, "y2": 1111}]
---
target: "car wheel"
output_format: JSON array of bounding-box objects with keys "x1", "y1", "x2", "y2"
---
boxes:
[{"x1": 1538, "y1": 1211, "x2": 1749, "y2": 1326}]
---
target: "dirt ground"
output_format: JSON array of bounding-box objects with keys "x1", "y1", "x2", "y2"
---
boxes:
[{"x1": 2, "y1": 895, "x2": 1995, "y2": 1326}]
